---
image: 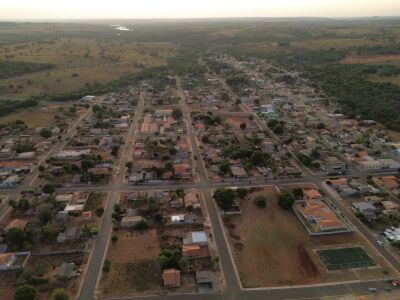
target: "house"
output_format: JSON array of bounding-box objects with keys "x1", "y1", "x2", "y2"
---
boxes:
[
  {"x1": 184, "y1": 191, "x2": 200, "y2": 209},
  {"x1": 304, "y1": 189, "x2": 322, "y2": 200},
  {"x1": 173, "y1": 164, "x2": 192, "y2": 180},
  {"x1": 361, "y1": 160, "x2": 384, "y2": 170},
  {"x1": 196, "y1": 271, "x2": 213, "y2": 290},
  {"x1": 57, "y1": 262, "x2": 77, "y2": 279},
  {"x1": 155, "y1": 110, "x2": 173, "y2": 118},
  {"x1": 378, "y1": 159, "x2": 400, "y2": 170},
  {"x1": 382, "y1": 201, "x2": 400, "y2": 211},
  {"x1": 5, "y1": 219, "x2": 28, "y2": 233},
  {"x1": 120, "y1": 215, "x2": 144, "y2": 228},
  {"x1": 183, "y1": 231, "x2": 208, "y2": 246},
  {"x1": 162, "y1": 268, "x2": 181, "y2": 287},
  {"x1": 182, "y1": 244, "x2": 202, "y2": 258},
  {"x1": 0, "y1": 253, "x2": 16, "y2": 270},
  {"x1": 231, "y1": 165, "x2": 248, "y2": 178},
  {"x1": 260, "y1": 104, "x2": 280, "y2": 119},
  {"x1": 57, "y1": 226, "x2": 81, "y2": 243},
  {"x1": 170, "y1": 197, "x2": 184, "y2": 209},
  {"x1": 55, "y1": 149, "x2": 91, "y2": 160},
  {"x1": 352, "y1": 202, "x2": 378, "y2": 221},
  {"x1": 88, "y1": 167, "x2": 111, "y2": 176},
  {"x1": 55, "y1": 211, "x2": 69, "y2": 223}
]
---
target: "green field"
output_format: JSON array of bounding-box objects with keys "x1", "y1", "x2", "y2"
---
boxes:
[{"x1": 317, "y1": 247, "x2": 376, "y2": 271}]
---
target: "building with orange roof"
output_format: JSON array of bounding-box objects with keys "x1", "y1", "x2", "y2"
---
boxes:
[
  {"x1": 295, "y1": 200, "x2": 347, "y2": 233},
  {"x1": 5, "y1": 219, "x2": 28, "y2": 233},
  {"x1": 162, "y1": 268, "x2": 181, "y2": 287},
  {"x1": 329, "y1": 178, "x2": 348, "y2": 186},
  {"x1": 182, "y1": 245, "x2": 202, "y2": 258},
  {"x1": 304, "y1": 189, "x2": 322, "y2": 200}
]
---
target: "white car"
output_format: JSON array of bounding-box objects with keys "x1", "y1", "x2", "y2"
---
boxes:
[{"x1": 377, "y1": 240, "x2": 384, "y2": 247}]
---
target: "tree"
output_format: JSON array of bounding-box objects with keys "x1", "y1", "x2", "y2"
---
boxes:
[
  {"x1": 41, "y1": 224, "x2": 57, "y2": 241},
  {"x1": 134, "y1": 220, "x2": 149, "y2": 230},
  {"x1": 214, "y1": 188, "x2": 236, "y2": 211},
  {"x1": 278, "y1": 192, "x2": 295, "y2": 210},
  {"x1": 39, "y1": 128, "x2": 52, "y2": 138},
  {"x1": 42, "y1": 184, "x2": 55, "y2": 194},
  {"x1": 236, "y1": 188, "x2": 248, "y2": 202},
  {"x1": 293, "y1": 187, "x2": 304, "y2": 199},
  {"x1": 51, "y1": 288, "x2": 68, "y2": 300},
  {"x1": 252, "y1": 150, "x2": 266, "y2": 166},
  {"x1": 172, "y1": 108, "x2": 183, "y2": 120},
  {"x1": 7, "y1": 227, "x2": 25, "y2": 249},
  {"x1": 254, "y1": 195, "x2": 266, "y2": 208},
  {"x1": 95, "y1": 207, "x2": 104, "y2": 217},
  {"x1": 240, "y1": 123, "x2": 247, "y2": 130},
  {"x1": 17, "y1": 198, "x2": 30, "y2": 211},
  {"x1": 111, "y1": 235, "x2": 118, "y2": 243},
  {"x1": 219, "y1": 160, "x2": 231, "y2": 175},
  {"x1": 273, "y1": 123, "x2": 284, "y2": 135},
  {"x1": 15, "y1": 284, "x2": 36, "y2": 300},
  {"x1": 125, "y1": 161, "x2": 133, "y2": 170},
  {"x1": 37, "y1": 203, "x2": 53, "y2": 224},
  {"x1": 102, "y1": 259, "x2": 111, "y2": 273}
]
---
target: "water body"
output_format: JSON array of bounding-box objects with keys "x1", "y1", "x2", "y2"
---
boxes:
[{"x1": 111, "y1": 25, "x2": 133, "y2": 31}]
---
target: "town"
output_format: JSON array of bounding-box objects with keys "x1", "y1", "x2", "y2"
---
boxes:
[{"x1": 0, "y1": 50, "x2": 400, "y2": 300}]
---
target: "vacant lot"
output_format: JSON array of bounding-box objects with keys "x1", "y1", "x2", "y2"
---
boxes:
[
  {"x1": 100, "y1": 228, "x2": 162, "y2": 298},
  {"x1": 317, "y1": 247, "x2": 376, "y2": 271},
  {"x1": 223, "y1": 186, "x2": 396, "y2": 288},
  {"x1": 0, "y1": 103, "x2": 70, "y2": 127},
  {"x1": 21, "y1": 253, "x2": 84, "y2": 300}
]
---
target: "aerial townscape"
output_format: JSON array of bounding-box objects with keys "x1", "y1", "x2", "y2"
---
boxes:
[{"x1": 1, "y1": 2, "x2": 400, "y2": 300}]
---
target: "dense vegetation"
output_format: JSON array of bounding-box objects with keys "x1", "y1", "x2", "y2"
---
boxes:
[
  {"x1": 0, "y1": 60, "x2": 54, "y2": 79},
  {"x1": 0, "y1": 99, "x2": 38, "y2": 117}
]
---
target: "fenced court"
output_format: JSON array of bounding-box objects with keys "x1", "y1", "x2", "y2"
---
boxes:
[{"x1": 316, "y1": 247, "x2": 376, "y2": 271}]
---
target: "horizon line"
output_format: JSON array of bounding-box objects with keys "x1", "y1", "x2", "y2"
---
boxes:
[{"x1": 1, "y1": 15, "x2": 400, "y2": 22}]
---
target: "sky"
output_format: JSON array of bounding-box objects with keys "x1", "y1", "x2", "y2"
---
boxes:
[{"x1": 0, "y1": 0, "x2": 399, "y2": 20}]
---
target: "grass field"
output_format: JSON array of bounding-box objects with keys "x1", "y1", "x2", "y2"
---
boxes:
[
  {"x1": 100, "y1": 228, "x2": 162, "y2": 298},
  {"x1": 222, "y1": 186, "x2": 396, "y2": 287},
  {"x1": 0, "y1": 38, "x2": 176, "y2": 100},
  {"x1": 369, "y1": 74, "x2": 400, "y2": 86},
  {"x1": 317, "y1": 247, "x2": 376, "y2": 271},
  {"x1": 0, "y1": 103, "x2": 74, "y2": 127}
]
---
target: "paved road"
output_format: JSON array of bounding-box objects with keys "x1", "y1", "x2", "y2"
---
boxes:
[{"x1": 77, "y1": 88, "x2": 146, "y2": 300}]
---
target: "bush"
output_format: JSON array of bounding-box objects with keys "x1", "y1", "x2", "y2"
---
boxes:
[
  {"x1": 51, "y1": 288, "x2": 68, "y2": 300},
  {"x1": 39, "y1": 128, "x2": 52, "y2": 138},
  {"x1": 95, "y1": 207, "x2": 104, "y2": 217},
  {"x1": 134, "y1": 220, "x2": 149, "y2": 230},
  {"x1": 15, "y1": 284, "x2": 36, "y2": 300},
  {"x1": 42, "y1": 184, "x2": 55, "y2": 194},
  {"x1": 254, "y1": 195, "x2": 266, "y2": 208},
  {"x1": 111, "y1": 235, "x2": 118, "y2": 243},
  {"x1": 102, "y1": 259, "x2": 111, "y2": 273},
  {"x1": 277, "y1": 192, "x2": 295, "y2": 210}
]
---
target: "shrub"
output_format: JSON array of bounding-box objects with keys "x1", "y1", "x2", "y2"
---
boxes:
[{"x1": 254, "y1": 195, "x2": 266, "y2": 208}]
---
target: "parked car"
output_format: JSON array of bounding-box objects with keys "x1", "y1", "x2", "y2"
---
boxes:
[
  {"x1": 368, "y1": 288, "x2": 377, "y2": 292},
  {"x1": 392, "y1": 280, "x2": 400, "y2": 286}
]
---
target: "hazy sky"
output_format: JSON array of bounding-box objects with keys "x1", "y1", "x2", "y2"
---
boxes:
[{"x1": 1, "y1": 0, "x2": 399, "y2": 20}]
